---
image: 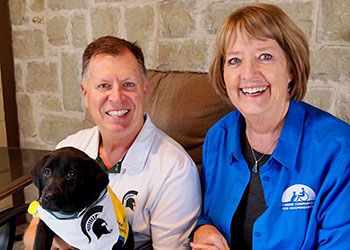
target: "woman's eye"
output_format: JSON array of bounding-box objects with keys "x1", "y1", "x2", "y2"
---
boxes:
[
  {"x1": 43, "y1": 168, "x2": 51, "y2": 177},
  {"x1": 259, "y1": 53, "x2": 272, "y2": 61},
  {"x1": 228, "y1": 57, "x2": 241, "y2": 65},
  {"x1": 123, "y1": 82, "x2": 135, "y2": 88}
]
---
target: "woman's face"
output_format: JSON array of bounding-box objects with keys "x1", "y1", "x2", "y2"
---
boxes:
[{"x1": 223, "y1": 30, "x2": 292, "y2": 120}]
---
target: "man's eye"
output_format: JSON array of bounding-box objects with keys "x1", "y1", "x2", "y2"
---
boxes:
[
  {"x1": 43, "y1": 168, "x2": 51, "y2": 177},
  {"x1": 97, "y1": 83, "x2": 110, "y2": 89},
  {"x1": 259, "y1": 53, "x2": 272, "y2": 61},
  {"x1": 228, "y1": 57, "x2": 241, "y2": 65}
]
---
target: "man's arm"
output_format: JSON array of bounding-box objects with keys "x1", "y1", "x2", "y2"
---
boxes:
[
  {"x1": 23, "y1": 217, "x2": 75, "y2": 250},
  {"x1": 23, "y1": 217, "x2": 38, "y2": 250},
  {"x1": 150, "y1": 159, "x2": 202, "y2": 250}
]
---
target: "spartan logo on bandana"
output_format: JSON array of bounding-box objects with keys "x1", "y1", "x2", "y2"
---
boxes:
[
  {"x1": 281, "y1": 184, "x2": 316, "y2": 211},
  {"x1": 122, "y1": 190, "x2": 138, "y2": 211},
  {"x1": 81, "y1": 205, "x2": 112, "y2": 243}
]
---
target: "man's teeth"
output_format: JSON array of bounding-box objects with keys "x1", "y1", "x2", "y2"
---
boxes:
[
  {"x1": 107, "y1": 110, "x2": 128, "y2": 116},
  {"x1": 242, "y1": 86, "x2": 268, "y2": 94}
]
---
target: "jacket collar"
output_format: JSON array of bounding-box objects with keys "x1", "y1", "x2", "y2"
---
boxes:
[{"x1": 229, "y1": 100, "x2": 305, "y2": 171}]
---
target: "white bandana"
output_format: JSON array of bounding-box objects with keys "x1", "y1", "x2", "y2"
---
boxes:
[{"x1": 28, "y1": 186, "x2": 129, "y2": 249}]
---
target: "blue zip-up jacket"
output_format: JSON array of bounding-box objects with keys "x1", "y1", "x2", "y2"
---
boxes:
[{"x1": 197, "y1": 100, "x2": 350, "y2": 249}]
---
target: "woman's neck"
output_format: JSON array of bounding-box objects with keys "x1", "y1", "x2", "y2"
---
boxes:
[{"x1": 244, "y1": 102, "x2": 289, "y2": 153}]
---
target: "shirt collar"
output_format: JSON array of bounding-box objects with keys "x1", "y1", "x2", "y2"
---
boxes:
[
  {"x1": 91, "y1": 114, "x2": 155, "y2": 173},
  {"x1": 122, "y1": 114, "x2": 155, "y2": 172},
  {"x1": 229, "y1": 100, "x2": 305, "y2": 171},
  {"x1": 273, "y1": 100, "x2": 305, "y2": 171}
]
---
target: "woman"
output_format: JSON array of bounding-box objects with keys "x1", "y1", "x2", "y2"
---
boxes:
[{"x1": 191, "y1": 3, "x2": 350, "y2": 250}]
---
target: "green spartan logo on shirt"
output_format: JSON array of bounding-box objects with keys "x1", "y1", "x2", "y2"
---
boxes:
[{"x1": 122, "y1": 190, "x2": 138, "y2": 211}]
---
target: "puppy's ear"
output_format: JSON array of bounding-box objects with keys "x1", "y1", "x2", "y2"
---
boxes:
[
  {"x1": 31, "y1": 153, "x2": 51, "y2": 196},
  {"x1": 81, "y1": 158, "x2": 109, "y2": 206}
]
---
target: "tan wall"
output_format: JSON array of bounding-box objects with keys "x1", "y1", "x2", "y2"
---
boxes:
[
  {"x1": 8, "y1": 0, "x2": 350, "y2": 150},
  {"x1": 0, "y1": 64, "x2": 8, "y2": 147}
]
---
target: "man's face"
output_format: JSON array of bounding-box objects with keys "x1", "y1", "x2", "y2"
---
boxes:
[{"x1": 81, "y1": 52, "x2": 148, "y2": 140}]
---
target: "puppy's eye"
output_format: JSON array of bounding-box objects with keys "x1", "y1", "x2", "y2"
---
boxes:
[
  {"x1": 43, "y1": 168, "x2": 51, "y2": 177},
  {"x1": 66, "y1": 170, "x2": 76, "y2": 180}
]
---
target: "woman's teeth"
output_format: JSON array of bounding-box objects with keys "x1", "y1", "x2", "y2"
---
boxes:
[{"x1": 241, "y1": 86, "x2": 268, "y2": 94}]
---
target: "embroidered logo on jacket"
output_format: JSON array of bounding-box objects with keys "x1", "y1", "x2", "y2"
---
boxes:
[
  {"x1": 122, "y1": 190, "x2": 138, "y2": 211},
  {"x1": 281, "y1": 184, "x2": 316, "y2": 211}
]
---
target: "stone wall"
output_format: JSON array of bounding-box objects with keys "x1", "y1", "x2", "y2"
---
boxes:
[{"x1": 9, "y1": 0, "x2": 350, "y2": 150}]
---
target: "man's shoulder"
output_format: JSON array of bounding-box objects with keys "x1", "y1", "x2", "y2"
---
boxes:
[{"x1": 56, "y1": 126, "x2": 99, "y2": 151}]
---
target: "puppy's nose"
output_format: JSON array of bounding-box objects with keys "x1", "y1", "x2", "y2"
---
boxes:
[{"x1": 42, "y1": 192, "x2": 60, "y2": 203}]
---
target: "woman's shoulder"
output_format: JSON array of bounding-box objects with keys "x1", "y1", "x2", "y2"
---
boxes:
[
  {"x1": 207, "y1": 110, "x2": 240, "y2": 136},
  {"x1": 301, "y1": 102, "x2": 350, "y2": 137}
]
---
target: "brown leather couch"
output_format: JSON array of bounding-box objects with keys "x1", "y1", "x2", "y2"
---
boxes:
[{"x1": 85, "y1": 70, "x2": 234, "y2": 173}]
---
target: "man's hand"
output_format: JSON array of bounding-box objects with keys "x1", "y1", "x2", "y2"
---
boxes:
[
  {"x1": 23, "y1": 218, "x2": 76, "y2": 250},
  {"x1": 50, "y1": 236, "x2": 76, "y2": 250},
  {"x1": 190, "y1": 225, "x2": 230, "y2": 250}
]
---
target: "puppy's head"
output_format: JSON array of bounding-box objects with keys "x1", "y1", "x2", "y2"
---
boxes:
[{"x1": 31, "y1": 147, "x2": 109, "y2": 213}]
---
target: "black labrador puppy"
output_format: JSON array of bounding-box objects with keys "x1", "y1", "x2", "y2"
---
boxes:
[{"x1": 30, "y1": 147, "x2": 133, "y2": 250}]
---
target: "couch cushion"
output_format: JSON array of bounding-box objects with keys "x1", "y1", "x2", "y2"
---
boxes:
[{"x1": 145, "y1": 70, "x2": 233, "y2": 172}]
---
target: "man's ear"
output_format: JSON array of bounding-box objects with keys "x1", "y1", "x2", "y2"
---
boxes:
[
  {"x1": 80, "y1": 81, "x2": 88, "y2": 108},
  {"x1": 31, "y1": 153, "x2": 51, "y2": 196}
]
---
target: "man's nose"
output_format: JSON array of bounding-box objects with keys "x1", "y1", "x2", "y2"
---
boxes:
[{"x1": 108, "y1": 86, "x2": 124, "y2": 102}]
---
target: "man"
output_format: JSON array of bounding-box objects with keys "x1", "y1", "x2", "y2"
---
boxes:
[{"x1": 24, "y1": 36, "x2": 201, "y2": 249}]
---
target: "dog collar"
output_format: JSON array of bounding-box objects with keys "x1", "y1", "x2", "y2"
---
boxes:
[{"x1": 30, "y1": 188, "x2": 108, "y2": 220}]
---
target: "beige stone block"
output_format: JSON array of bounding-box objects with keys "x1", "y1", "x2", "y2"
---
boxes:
[
  {"x1": 61, "y1": 52, "x2": 83, "y2": 112},
  {"x1": 12, "y1": 30, "x2": 44, "y2": 59},
  {"x1": 278, "y1": 2, "x2": 313, "y2": 41},
  {"x1": 27, "y1": 61, "x2": 59, "y2": 93},
  {"x1": 203, "y1": 2, "x2": 244, "y2": 34},
  {"x1": 20, "y1": 139, "x2": 51, "y2": 151},
  {"x1": 9, "y1": 0, "x2": 29, "y2": 25},
  {"x1": 337, "y1": 91, "x2": 350, "y2": 124},
  {"x1": 125, "y1": 6, "x2": 154, "y2": 49},
  {"x1": 14, "y1": 63, "x2": 23, "y2": 92},
  {"x1": 48, "y1": 0, "x2": 87, "y2": 10},
  {"x1": 72, "y1": 14, "x2": 88, "y2": 48},
  {"x1": 94, "y1": 0, "x2": 123, "y2": 2},
  {"x1": 158, "y1": 40, "x2": 209, "y2": 71},
  {"x1": 31, "y1": 0, "x2": 44, "y2": 12},
  {"x1": 38, "y1": 114, "x2": 83, "y2": 144},
  {"x1": 339, "y1": 48, "x2": 350, "y2": 79},
  {"x1": 304, "y1": 87, "x2": 334, "y2": 112},
  {"x1": 319, "y1": 0, "x2": 350, "y2": 43},
  {"x1": 91, "y1": 7, "x2": 120, "y2": 39},
  {"x1": 159, "y1": 0, "x2": 196, "y2": 38},
  {"x1": 310, "y1": 48, "x2": 350, "y2": 81},
  {"x1": 17, "y1": 93, "x2": 35, "y2": 138},
  {"x1": 47, "y1": 15, "x2": 69, "y2": 46},
  {"x1": 24, "y1": 184, "x2": 39, "y2": 204},
  {"x1": 39, "y1": 95, "x2": 62, "y2": 112}
]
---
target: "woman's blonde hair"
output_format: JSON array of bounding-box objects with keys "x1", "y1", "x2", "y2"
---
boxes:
[{"x1": 210, "y1": 3, "x2": 310, "y2": 101}]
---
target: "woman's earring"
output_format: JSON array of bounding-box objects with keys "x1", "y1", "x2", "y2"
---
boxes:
[{"x1": 287, "y1": 82, "x2": 292, "y2": 92}]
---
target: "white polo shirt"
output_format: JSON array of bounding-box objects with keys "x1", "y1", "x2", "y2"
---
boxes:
[{"x1": 56, "y1": 115, "x2": 201, "y2": 250}]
